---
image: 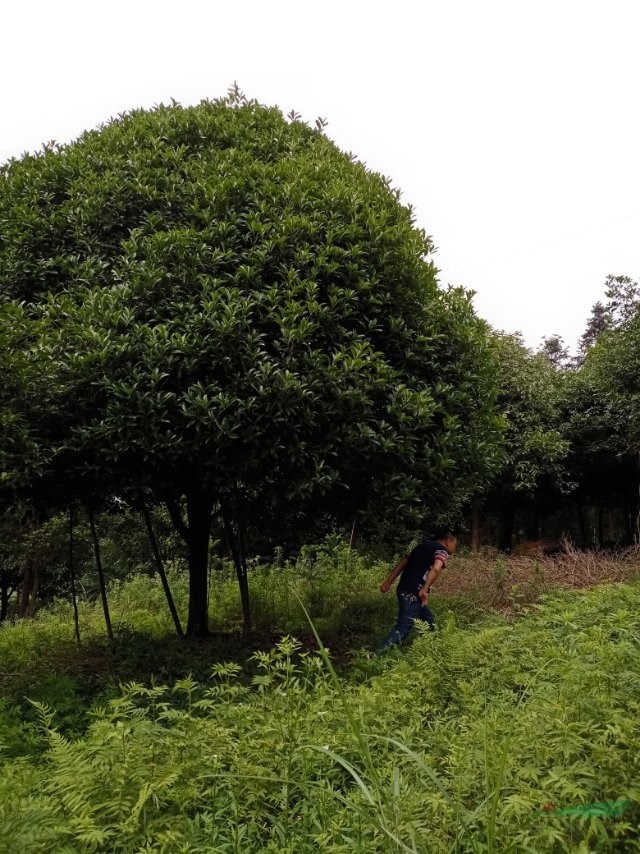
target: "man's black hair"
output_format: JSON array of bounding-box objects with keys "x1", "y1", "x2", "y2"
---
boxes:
[{"x1": 433, "y1": 526, "x2": 459, "y2": 541}]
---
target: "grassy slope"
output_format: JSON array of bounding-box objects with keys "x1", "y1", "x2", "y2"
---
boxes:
[{"x1": 1, "y1": 552, "x2": 639, "y2": 852}]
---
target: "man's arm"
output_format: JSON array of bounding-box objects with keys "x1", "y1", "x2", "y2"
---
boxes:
[
  {"x1": 380, "y1": 556, "x2": 409, "y2": 593},
  {"x1": 418, "y1": 559, "x2": 444, "y2": 603}
]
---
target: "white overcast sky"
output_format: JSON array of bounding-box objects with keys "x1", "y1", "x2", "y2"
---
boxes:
[{"x1": 2, "y1": 0, "x2": 639, "y2": 350}]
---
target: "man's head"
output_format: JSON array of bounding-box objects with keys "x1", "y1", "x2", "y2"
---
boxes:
[{"x1": 434, "y1": 527, "x2": 458, "y2": 553}]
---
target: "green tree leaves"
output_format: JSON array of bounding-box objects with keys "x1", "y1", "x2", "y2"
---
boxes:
[
  {"x1": 492, "y1": 333, "x2": 569, "y2": 496},
  {"x1": 0, "y1": 96, "x2": 502, "y2": 630}
]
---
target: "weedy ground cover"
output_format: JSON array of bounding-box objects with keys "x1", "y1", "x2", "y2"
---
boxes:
[{"x1": 0, "y1": 545, "x2": 639, "y2": 851}]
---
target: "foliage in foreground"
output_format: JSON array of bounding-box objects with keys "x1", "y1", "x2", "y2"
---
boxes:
[{"x1": 1, "y1": 579, "x2": 639, "y2": 853}]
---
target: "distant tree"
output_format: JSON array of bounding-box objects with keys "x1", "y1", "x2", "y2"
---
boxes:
[
  {"x1": 604, "y1": 274, "x2": 640, "y2": 327},
  {"x1": 0, "y1": 509, "x2": 71, "y2": 621},
  {"x1": 539, "y1": 334, "x2": 571, "y2": 370},
  {"x1": 578, "y1": 274, "x2": 639, "y2": 360},
  {"x1": 479, "y1": 333, "x2": 571, "y2": 550},
  {"x1": 582, "y1": 316, "x2": 640, "y2": 457},
  {"x1": 563, "y1": 311, "x2": 640, "y2": 545},
  {"x1": 0, "y1": 514, "x2": 21, "y2": 622},
  {"x1": 0, "y1": 94, "x2": 503, "y2": 636},
  {"x1": 560, "y1": 376, "x2": 635, "y2": 546},
  {"x1": 579, "y1": 301, "x2": 610, "y2": 357}
]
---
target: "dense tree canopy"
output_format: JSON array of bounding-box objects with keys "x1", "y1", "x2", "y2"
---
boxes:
[
  {"x1": 0, "y1": 93, "x2": 503, "y2": 634},
  {"x1": 474, "y1": 333, "x2": 570, "y2": 549},
  {"x1": 569, "y1": 274, "x2": 640, "y2": 461}
]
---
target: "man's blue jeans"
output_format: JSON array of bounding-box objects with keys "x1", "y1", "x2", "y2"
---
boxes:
[{"x1": 378, "y1": 591, "x2": 435, "y2": 652}]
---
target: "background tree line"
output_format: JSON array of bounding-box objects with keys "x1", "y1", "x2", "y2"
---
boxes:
[
  {"x1": 480, "y1": 274, "x2": 640, "y2": 553},
  {"x1": 1, "y1": 92, "x2": 638, "y2": 636}
]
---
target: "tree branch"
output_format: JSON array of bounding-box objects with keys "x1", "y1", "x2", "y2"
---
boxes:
[{"x1": 166, "y1": 498, "x2": 190, "y2": 541}]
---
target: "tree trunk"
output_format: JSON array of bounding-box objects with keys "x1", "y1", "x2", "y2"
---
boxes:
[
  {"x1": 620, "y1": 498, "x2": 634, "y2": 545},
  {"x1": 597, "y1": 504, "x2": 604, "y2": 548},
  {"x1": 237, "y1": 513, "x2": 252, "y2": 635},
  {"x1": 88, "y1": 506, "x2": 113, "y2": 641},
  {"x1": 525, "y1": 506, "x2": 539, "y2": 541},
  {"x1": 185, "y1": 492, "x2": 212, "y2": 638},
  {"x1": 349, "y1": 517, "x2": 357, "y2": 551},
  {"x1": 222, "y1": 504, "x2": 251, "y2": 634},
  {"x1": 471, "y1": 499, "x2": 481, "y2": 553},
  {"x1": 69, "y1": 505, "x2": 81, "y2": 644},
  {"x1": 18, "y1": 559, "x2": 32, "y2": 618},
  {"x1": 26, "y1": 561, "x2": 41, "y2": 618},
  {"x1": 499, "y1": 502, "x2": 514, "y2": 553},
  {"x1": 630, "y1": 497, "x2": 640, "y2": 545},
  {"x1": 0, "y1": 582, "x2": 9, "y2": 623},
  {"x1": 142, "y1": 502, "x2": 183, "y2": 637},
  {"x1": 576, "y1": 501, "x2": 587, "y2": 548}
]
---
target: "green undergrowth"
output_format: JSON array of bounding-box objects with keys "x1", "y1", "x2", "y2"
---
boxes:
[
  {"x1": 0, "y1": 545, "x2": 487, "y2": 716},
  {"x1": 1, "y1": 579, "x2": 639, "y2": 852},
  {"x1": 0, "y1": 549, "x2": 408, "y2": 753}
]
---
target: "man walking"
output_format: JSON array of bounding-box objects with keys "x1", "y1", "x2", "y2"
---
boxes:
[{"x1": 378, "y1": 528, "x2": 458, "y2": 651}]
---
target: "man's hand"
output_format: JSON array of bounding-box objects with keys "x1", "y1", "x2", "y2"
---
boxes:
[
  {"x1": 380, "y1": 555, "x2": 409, "y2": 594},
  {"x1": 420, "y1": 559, "x2": 444, "y2": 604}
]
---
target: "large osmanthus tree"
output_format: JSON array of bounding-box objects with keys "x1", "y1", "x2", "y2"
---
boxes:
[{"x1": 0, "y1": 90, "x2": 502, "y2": 636}]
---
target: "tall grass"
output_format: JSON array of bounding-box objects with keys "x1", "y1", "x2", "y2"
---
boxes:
[
  {"x1": 440, "y1": 543, "x2": 640, "y2": 609},
  {"x1": 2, "y1": 540, "x2": 639, "y2": 700},
  {"x1": 1, "y1": 551, "x2": 639, "y2": 851}
]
